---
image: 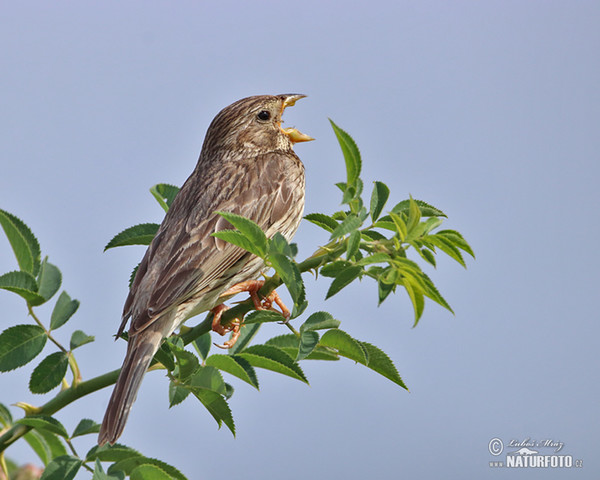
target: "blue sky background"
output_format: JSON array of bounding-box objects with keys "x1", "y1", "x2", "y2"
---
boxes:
[{"x1": 1, "y1": 2, "x2": 598, "y2": 478}]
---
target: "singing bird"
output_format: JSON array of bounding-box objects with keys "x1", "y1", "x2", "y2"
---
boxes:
[{"x1": 98, "y1": 94, "x2": 312, "y2": 445}]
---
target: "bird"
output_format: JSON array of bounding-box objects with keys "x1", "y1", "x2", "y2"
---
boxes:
[{"x1": 98, "y1": 94, "x2": 312, "y2": 446}]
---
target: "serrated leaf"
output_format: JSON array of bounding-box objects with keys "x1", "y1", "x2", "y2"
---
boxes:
[
  {"x1": 330, "y1": 120, "x2": 361, "y2": 186},
  {"x1": 378, "y1": 277, "x2": 395, "y2": 305},
  {"x1": 205, "y1": 354, "x2": 259, "y2": 389},
  {"x1": 392, "y1": 199, "x2": 446, "y2": 218},
  {"x1": 191, "y1": 389, "x2": 235, "y2": 436},
  {"x1": 24, "y1": 430, "x2": 52, "y2": 465},
  {"x1": 402, "y1": 279, "x2": 425, "y2": 326},
  {"x1": 388, "y1": 212, "x2": 408, "y2": 241},
  {"x1": 369, "y1": 181, "x2": 390, "y2": 221},
  {"x1": 320, "y1": 260, "x2": 352, "y2": 278},
  {"x1": 265, "y1": 334, "x2": 339, "y2": 361},
  {"x1": 71, "y1": 418, "x2": 100, "y2": 438},
  {"x1": 187, "y1": 365, "x2": 226, "y2": 394},
  {"x1": 423, "y1": 234, "x2": 466, "y2": 267},
  {"x1": 329, "y1": 214, "x2": 361, "y2": 240},
  {"x1": 297, "y1": 330, "x2": 319, "y2": 361},
  {"x1": 169, "y1": 381, "x2": 191, "y2": 407},
  {"x1": 93, "y1": 459, "x2": 125, "y2": 480},
  {"x1": 320, "y1": 329, "x2": 368, "y2": 365},
  {"x1": 40, "y1": 455, "x2": 82, "y2": 480},
  {"x1": 153, "y1": 341, "x2": 175, "y2": 370},
  {"x1": 243, "y1": 310, "x2": 285, "y2": 325},
  {"x1": 356, "y1": 253, "x2": 392, "y2": 266},
  {"x1": 268, "y1": 253, "x2": 306, "y2": 318},
  {"x1": 150, "y1": 183, "x2": 180, "y2": 213},
  {"x1": 406, "y1": 196, "x2": 422, "y2": 233},
  {"x1": 131, "y1": 464, "x2": 172, "y2": 480},
  {"x1": 173, "y1": 350, "x2": 199, "y2": 381},
  {"x1": 29, "y1": 352, "x2": 68, "y2": 394},
  {"x1": 227, "y1": 323, "x2": 261, "y2": 355},
  {"x1": 0, "y1": 270, "x2": 45, "y2": 305},
  {"x1": 420, "y1": 248, "x2": 437, "y2": 267},
  {"x1": 346, "y1": 230, "x2": 361, "y2": 260},
  {"x1": 239, "y1": 345, "x2": 308, "y2": 383},
  {"x1": 17, "y1": 415, "x2": 68, "y2": 438},
  {"x1": 300, "y1": 311, "x2": 340, "y2": 332},
  {"x1": 211, "y1": 230, "x2": 263, "y2": 258},
  {"x1": 192, "y1": 332, "x2": 211, "y2": 360},
  {"x1": 0, "y1": 209, "x2": 41, "y2": 275},
  {"x1": 325, "y1": 265, "x2": 363, "y2": 299},
  {"x1": 0, "y1": 402, "x2": 12, "y2": 427},
  {"x1": 0, "y1": 324, "x2": 47, "y2": 371},
  {"x1": 359, "y1": 341, "x2": 408, "y2": 389},
  {"x1": 86, "y1": 443, "x2": 141, "y2": 462},
  {"x1": 303, "y1": 213, "x2": 338, "y2": 233},
  {"x1": 36, "y1": 258, "x2": 61, "y2": 303},
  {"x1": 214, "y1": 211, "x2": 268, "y2": 258},
  {"x1": 361, "y1": 230, "x2": 387, "y2": 241},
  {"x1": 107, "y1": 455, "x2": 187, "y2": 480},
  {"x1": 268, "y1": 232, "x2": 296, "y2": 257},
  {"x1": 104, "y1": 223, "x2": 159, "y2": 251},
  {"x1": 436, "y1": 229, "x2": 475, "y2": 258},
  {"x1": 50, "y1": 291, "x2": 80, "y2": 330},
  {"x1": 69, "y1": 330, "x2": 95, "y2": 350}
]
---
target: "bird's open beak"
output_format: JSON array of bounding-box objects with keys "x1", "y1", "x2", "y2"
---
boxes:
[{"x1": 280, "y1": 94, "x2": 314, "y2": 144}]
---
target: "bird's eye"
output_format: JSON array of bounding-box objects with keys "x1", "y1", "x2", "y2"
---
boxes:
[{"x1": 257, "y1": 110, "x2": 271, "y2": 121}]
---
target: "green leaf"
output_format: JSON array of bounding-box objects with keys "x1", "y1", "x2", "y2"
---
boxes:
[
  {"x1": 107, "y1": 455, "x2": 187, "y2": 480},
  {"x1": 346, "y1": 230, "x2": 361, "y2": 260},
  {"x1": 192, "y1": 332, "x2": 211, "y2": 360},
  {"x1": 17, "y1": 415, "x2": 69, "y2": 438},
  {"x1": 29, "y1": 352, "x2": 68, "y2": 394},
  {"x1": 268, "y1": 253, "x2": 307, "y2": 318},
  {"x1": 0, "y1": 209, "x2": 41, "y2": 275},
  {"x1": 359, "y1": 341, "x2": 408, "y2": 389},
  {"x1": 150, "y1": 183, "x2": 180, "y2": 213},
  {"x1": 36, "y1": 258, "x2": 62, "y2": 303},
  {"x1": 50, "y1": 291, "x2": 80, "y2": 330},
  {"x1": 131, "y1": 464, "x2": 173, "y2": 480},
  {"x1": 69, "y1": 330, "x2": 95, "y2": 350},
  {"x1": 268, "y1": 232, "x2": 297, "y2": 258},
  {"x1": 205, "y1": 354, "x2": 259, "y2": 389},
  {"x1": 40, "y1": 455, "x2": 82, "y2": 480},
  {"x1": 24, "y1": 430, "x2": 53, "y2": 465},
  {"x1": 93, "y1": 459, "x2": 125, "y2": 480},
  {"x1": 388, "y1": 212, "x2": 408, "y2": 241},
  {"x1": 300, "y1": 311, "x2": 340, "y2": 332},
  {"x1": 392, "y1": 199, "x2": 446, "y2": 217},
  {"x1": 0, "y1": 402, "x2": 13, "y2": 427},
  {"x1": 211, "y1": 230, "x2": 264, "y2": 258},
  {"x1": 320, "y1": 329, "x2": 368, "y2": 365},
  {"x1": 191, "y1": 389, "x2": 235, "y2": 436},
  {"x1": 227, "y1": 323, "x2": 261, "y2": 355},
  {"x1": 104, "y1": 223, "x2": 159, "y2": 251},
  {"x1": 356, "y1": 253, "x2": 392, "y2": 266},
  {"x1": 369, "y1": 181, "x2": 390, "y2": 221},
  {"x1": 173, "y1": 350, "x2": 199, "y2": 381},
  {"x1": 0, "y1": 324, "x2": 47, "y2": 371},
  {"x1": 265, "y1": 334, "x2": 339, "y2": 361},
  {"x1": 329, "y1": 120, "x2": 361, "y2": 186},
  {"x1": 297, "y1": 330, "x2": 319, "y2": 361},
  {"x1": 329, "y1": 214, "x2": 361, "y2": 240},
  {"x1": 320, "y1": 260, "x2": 352, "y2": 278},
  {"x1": 238, "y1": 345, "x2": 308, "y2": 383},
  {"x1": 187, "y1": 366, "x2": 226, "y2": 395},
  {"x1": 71, "y1": 418, "x2": 100, "y2": 438},
  {"x1": 152, "y1": 341, "x2": 175, "y2": 370},
  {"x1": 243, "y1": 310, "x2": 286, "y2": 325},
  {"x1": 38, "y1": 428, "x2": 68, "y2": 458},
  {"x1": 423, "y1": 234, "x2": 466, "y2": 267},
  {"x1": 436, "y1": 229, "x2": 475, "y2": 258},
  {"x1": 214, "y1": 211, "x2": 268, "y2": 258},
  {"x1": 86, "y1": 443, "x2": 141, "y2": 462},
  {"x1": 169, "y1": 381, "x2": 191, "y2": 407},
  {"x1": 325, "y1": 265, "x2": 363, "y2": 299},
  {"x1": 0, "y1": 270, "x2": 45, "y2": 305},
  {"x1": 402, "y1": 279, "x2": 425, "y2": 326},
  {"x1": 303, "y1": 213, "x2": 339, "y2": 233},
  {"x1": 406, "y1": 196, "x2": 422, "y2": 233},
  {"x1": 378, "y1": 277, "x2": 395, "y2": 305}
]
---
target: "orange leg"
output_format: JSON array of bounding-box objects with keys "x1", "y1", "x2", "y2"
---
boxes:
[{"x1": 211, "y1": 280, "x2": 291, "y2": 349}]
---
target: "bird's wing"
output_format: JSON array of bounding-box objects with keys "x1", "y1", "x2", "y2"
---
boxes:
[{"x1": 121, "y1": 150, "x2": 303, "y2": 336}]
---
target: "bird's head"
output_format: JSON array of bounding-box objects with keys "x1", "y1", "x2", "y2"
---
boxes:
[{"x1": 201, "y1": 94, "x2": 313, "y2": 155}]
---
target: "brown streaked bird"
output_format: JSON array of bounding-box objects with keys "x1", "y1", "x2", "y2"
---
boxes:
[{"x1": 98, "y1": 94, "x2": 312, "y2": 446}]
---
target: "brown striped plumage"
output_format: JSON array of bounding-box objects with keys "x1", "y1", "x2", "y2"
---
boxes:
[{"x1": 98, "y1": 94, "x2": 310, "y2": 445}]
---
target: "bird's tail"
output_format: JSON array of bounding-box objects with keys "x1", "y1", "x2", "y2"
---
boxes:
[{"x1": 98, "y1": 329, "x2": 163, "y2": 446}]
